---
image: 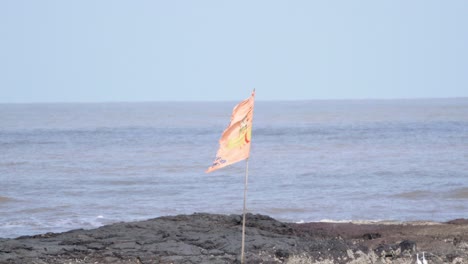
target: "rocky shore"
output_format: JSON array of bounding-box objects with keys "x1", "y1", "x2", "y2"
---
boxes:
[{"x1": 0, "y1": 213, "x2": 467, "y2": 264}]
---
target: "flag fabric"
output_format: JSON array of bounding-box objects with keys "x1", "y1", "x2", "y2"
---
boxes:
[{"x1": 206, "y1": 90, "x2": 255, "y2": 173}]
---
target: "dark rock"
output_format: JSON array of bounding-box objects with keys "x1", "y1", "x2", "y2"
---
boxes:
[
  {"x1": 447, "y1": 253, "x2": 460, "y2": 262},
  {"x1": 399, "y1": 240, "x2": 416, "y2": 254},
  {"x1": 275, "y1": 248, "x2": 289, "y2": 260},
  {"x1": 447, "y1": 218, "x2": 468, "y2": 225},
  {"x1": 362, "y1": 232, "x2": 381, "y2": 240},
  {"x1": 0, "y1": 213, "x2": 467, "y2": 263}
]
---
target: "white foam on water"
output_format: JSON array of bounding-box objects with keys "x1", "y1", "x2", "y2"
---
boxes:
[{"x1": 0, "y1": 215, "x2": 117, "y2": 238}]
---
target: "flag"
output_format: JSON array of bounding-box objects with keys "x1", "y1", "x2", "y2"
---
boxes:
[{"x1": 206, "y1": 90, "x2": 255, "y2": 173}]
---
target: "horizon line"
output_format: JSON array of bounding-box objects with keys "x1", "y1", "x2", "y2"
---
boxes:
[{"x1": 1, "y1": 96, "x2": 467, "y2": 105}]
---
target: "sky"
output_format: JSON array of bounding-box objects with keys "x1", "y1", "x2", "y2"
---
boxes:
[{"x1": 1, "y1": 1, "x2": 467, "y2": 103}]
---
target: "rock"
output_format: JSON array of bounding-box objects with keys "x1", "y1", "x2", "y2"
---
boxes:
[
  {"x1": 0, "y1": 213, "x2": 467, "y2": 263},
  {"x1": 446, "y1": 218, "x2": 468, "y2": 225},
  {"x1": 398, "y1": 240, "x2": 416, "y2": 254},
  {"x1": 275, "y1": 248, "x2": 289, "y2": 260},
  {"x1": 362, "y1": 233, "x2": 382, "y2": 240}
]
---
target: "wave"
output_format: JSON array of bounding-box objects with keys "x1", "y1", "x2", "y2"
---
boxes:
[
  {"x1": 0, "y1": 161, "x2": 28, "y2": 167},
  {"x1": 316, "y1": 219, "x2": 444, "y2": 226},
  {"x1": 318, "y1": 219, "x2": 396, "y2": 224},
  {"x1": 0, "y1": 215, "x2": 112, "y2": 238},
  {"x1": 0, "y1": 196, "x2": 13, "y2": 203},
  {"x1": 262, "y1": 207, "x2": 308, "y2": 214},
  {"x1": 391, "y1": 190, "x2": 435, "y2": 200},
  {"x1": 0, "y1": 140, "x2": 58, "y2": 146},
  {"x1": 447, "y1": 187, "x2": 468, "y2": 199}
]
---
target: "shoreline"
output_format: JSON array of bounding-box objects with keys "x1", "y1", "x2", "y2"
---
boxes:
[
  {"x1": 1, "y1": 213, "x2": 467, "y2": 263},
  {"x1": 0, "y1": 216, "x2": 461, "y2": 240},
  {"x1": 1, "y1": 215, "x2": 461, "y2": 240},
  {"x1": 313, "y1": 219, "x2": 446, "y2": 225}
]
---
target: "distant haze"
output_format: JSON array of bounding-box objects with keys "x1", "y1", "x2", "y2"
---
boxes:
[{"x1": 1, "y1": 1, "x2": 467, "y2": 103}]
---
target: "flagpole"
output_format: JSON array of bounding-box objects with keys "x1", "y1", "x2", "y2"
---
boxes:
[{"x1": 241, "y1": 158, "x2": 249, "y2": 264}]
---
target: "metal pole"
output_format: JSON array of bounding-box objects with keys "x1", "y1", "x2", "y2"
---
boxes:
[{"x1": 240, "y1": 158, "x2": 249, "y2": 264}]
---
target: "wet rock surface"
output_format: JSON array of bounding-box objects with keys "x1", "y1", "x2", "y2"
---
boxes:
[{"x1": 0, "y1": 213, "x2": 467, "y2": 263}]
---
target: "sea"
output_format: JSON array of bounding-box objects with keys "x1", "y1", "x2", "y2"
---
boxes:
[{"x1": 1, "y1": 98, "x2": 467, "y2": 238}]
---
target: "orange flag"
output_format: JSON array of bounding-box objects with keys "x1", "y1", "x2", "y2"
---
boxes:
[{"x1": 206, "y1": 90, "x2": 255, "y2": 173}]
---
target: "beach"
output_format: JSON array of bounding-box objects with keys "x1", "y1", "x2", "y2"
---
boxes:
[{"x1": 1, "y1": 213, "x2": 467, "y2": 264}]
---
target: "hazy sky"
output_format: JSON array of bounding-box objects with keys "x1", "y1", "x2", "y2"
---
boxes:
[{"x1": 1, "y1": 1, "x2": 467, "y2": 103}]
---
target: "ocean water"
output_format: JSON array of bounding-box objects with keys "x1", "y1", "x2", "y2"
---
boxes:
[{"x1": 1, "y1": 99, "x2": 467, "y2": 238}]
